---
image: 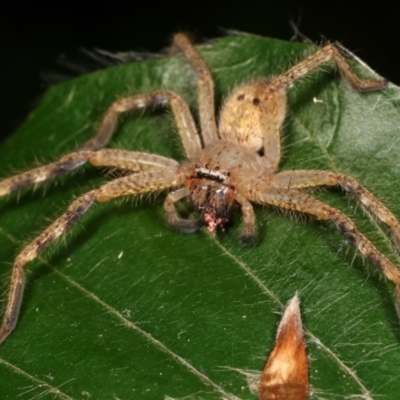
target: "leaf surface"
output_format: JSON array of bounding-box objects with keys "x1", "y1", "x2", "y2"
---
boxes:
[{"x1": 1, "y1": 34, "x2": 400, "y2": 399}]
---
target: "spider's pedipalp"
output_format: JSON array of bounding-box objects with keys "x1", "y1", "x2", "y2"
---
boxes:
[
  {"x1": 235, "y1": 193, "x2": 257, "y2": 245},
  {"x1": 164, "y1": 187, "x2": 203, "y2": 233}
]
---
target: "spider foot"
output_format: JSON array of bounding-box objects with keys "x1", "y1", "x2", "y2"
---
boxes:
[
  {"x1": 239, "y1": 224, "x2": 257, "y2": 246},
  {"x1": 239, "y1": 232, "x2": 256, "y2": 246},
  {"x1": 170, "y1": 218, "x2": 203, "y2": 233},
  {"x1": 0, "y1": 324, "x2": 12, "y2": 346}
]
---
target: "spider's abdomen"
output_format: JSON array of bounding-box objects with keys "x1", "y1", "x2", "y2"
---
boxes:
[{"x1": 219, "y1": 80, "x2": 287, "y2": 152}]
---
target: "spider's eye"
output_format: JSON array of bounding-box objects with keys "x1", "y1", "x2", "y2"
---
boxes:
[
  {"x1": 214, "y1": 166, "x2": 220, "y2": 171},
  {"x1": 237, "y1": 94, "x2": 245, "y2": 101},
  {"x1": 253, "y1": 98, "x2": 260, "y2": 106},
  {"x1": 205, "y1": 164, "x2": 210, "y2": 169}
]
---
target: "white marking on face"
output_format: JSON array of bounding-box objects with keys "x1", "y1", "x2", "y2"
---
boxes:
[{"x1": 195, "y1": 167, "x2": 227, "y2": 182}]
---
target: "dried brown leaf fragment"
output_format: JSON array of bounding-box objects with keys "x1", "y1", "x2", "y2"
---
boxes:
[{"x1": 259, "y1": 294, "x2": 308, "y2": 400}]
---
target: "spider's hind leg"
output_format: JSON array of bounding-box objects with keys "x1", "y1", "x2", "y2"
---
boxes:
[
  {"x1": 0, "y1": 168, "x2": 180, "y2": 345},
  {"x1": 269, "y1": 43, "x2": 387, "y2": 92},
  {"x1": 0, "y1": 190, "x2": 97, "y2": 344},
  {"x1": 273, "y1": 170, "x2": 400, "y2": 254},
  {"x1": 254, "y1": 186, "x2": 400, "y2": 320}
]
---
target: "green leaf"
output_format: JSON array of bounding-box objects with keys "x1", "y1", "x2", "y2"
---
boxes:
[{"x1": 1, "y1": 34, "x2": 400, "y2": 399}]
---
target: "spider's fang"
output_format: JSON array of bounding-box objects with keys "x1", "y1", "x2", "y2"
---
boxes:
[{"x1": 188, "y1": 173, "x2": 235, "y2": 234}]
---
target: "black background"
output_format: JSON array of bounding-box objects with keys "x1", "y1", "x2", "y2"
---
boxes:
[{"x1": 1, "y1": 1, "x2": 398, "y2": 145}]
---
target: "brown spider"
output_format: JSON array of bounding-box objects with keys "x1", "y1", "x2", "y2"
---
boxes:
[{"x1": 0, "y1": 32, "x2": 400, "y2": 346}]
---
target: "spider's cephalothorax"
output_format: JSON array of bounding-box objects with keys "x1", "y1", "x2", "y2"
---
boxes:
[
  {"x1": 183, "y1": 140, "x2": 264, "y2": 233},
  {"x1": 1, "y1": 32, "x2": 400, "y2": 346}
]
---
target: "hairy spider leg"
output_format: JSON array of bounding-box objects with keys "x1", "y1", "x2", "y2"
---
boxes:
[
  {"x1": 0, "y1": 90, "x2": 199, "y2": 198},
  {"x1": 0, "y1": 167, "x2": 180, "y2": 344},
  {"x1": 0, "y1": 151, "x2": 93, "y2": 197},
  {"x1": 269, "y1": 44, "x2": 387, "y2": 92},
  {"x1": 81, "y1": 32, "x2": 219, "y2": 155},
  {"x1": 0, "y1": 150, "x2": 179, "y2": 198},
  {"x1": 252, "y1": 186, "x2": 400, "y2": 313},
  {"x1": 218, "y1": 44, "x2": 386, "y2": 173},
  {"x1": 273, "y1": 170, "x2": 400, "y2": 249},
  {"x1": 235, "y1": 193, "x2": 257, "y2": 243},
  {"x1": 163, "y1": 187, "x2": 202, "y2": 232},
  {"x1": 172, "y1": 33, "x2": 219, "y2": 145},
  {"x1": 80, "y1": 90, "x2": 202, "y2": 158}
]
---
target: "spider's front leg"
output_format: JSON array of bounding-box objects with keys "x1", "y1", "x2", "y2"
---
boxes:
[
  {"x1": 0, "y1": 151, "x2": 94, "y2": 197},
  {"x1": 0, "y1": 85, "x2": 202, "y2": 198},
  {"x1": 172, "y1": 33, "x2": 219, "y2": 145},
  {"x1": 0, "y1": 149, "x2": 179, "y2": 198},
  {"x1": 0, "y1": 165, "x2": 181, "y2": 344},
  {"x1": 251, "y1": 185, "x2": 400, "y2": 318},
  {"x1": 80, "y1": 89, "x2": 202, "y2": 158},
  {"x1": 83, "y1": 32, "x2": 217, "y2": 155}
]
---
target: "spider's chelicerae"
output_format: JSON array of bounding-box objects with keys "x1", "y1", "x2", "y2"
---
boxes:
[{"x1": 1, "y1": 33, "x2": 400, "y2": 345}]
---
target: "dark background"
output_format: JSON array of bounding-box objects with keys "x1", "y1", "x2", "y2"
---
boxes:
[{"x1": 0, "y1": 1, "x2": 398, "y2": 145}]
